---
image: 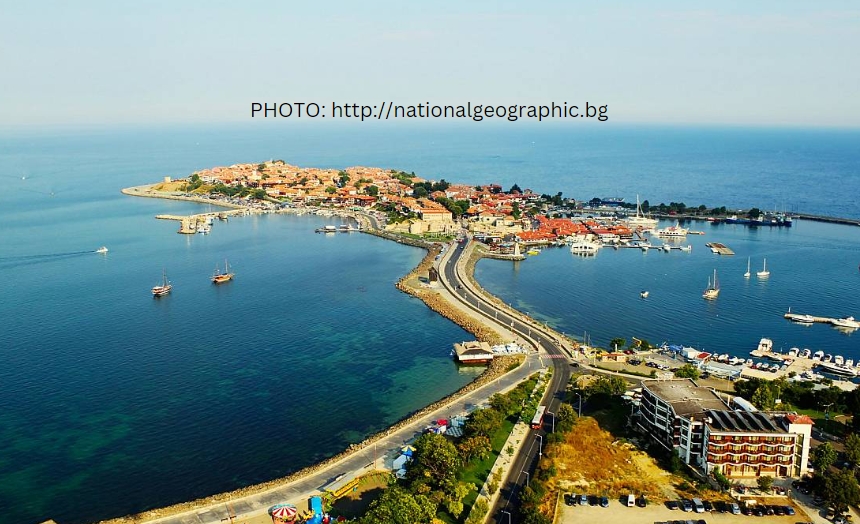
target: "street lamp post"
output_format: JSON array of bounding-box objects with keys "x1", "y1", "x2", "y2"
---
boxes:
[
  {"x1": 546, "y1": 410, "x2": 555, "y2": 433},
  {"x1": 500, "y1": 509, "x2": 512, "y2": 524},
  {"x1": 537, "y1": 434, "x2": 543, "y2": 458},
  {"x1": 576, "y1": 393, "x2": 583, "y2": 417},
  {"x1": 522, "y1": 470, "x2": 530, "y2": 486}
]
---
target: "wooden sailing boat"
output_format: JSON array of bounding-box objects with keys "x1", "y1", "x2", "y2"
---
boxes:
[
  {"x1": 152, "y1": 270, "x2": 172, "y2": 297},
  {"x1": 703, "y1": 269, "x2": 719, "y2": 300},
  {"x1": 211, "y1": 259, "x2": 234, "y2": 284},
  {"x1": 744, "y1": 257, "x2": 751, "y2": 278},
  {"x1": 757, "y1": 258, "x2": 770, "y2": 278}
]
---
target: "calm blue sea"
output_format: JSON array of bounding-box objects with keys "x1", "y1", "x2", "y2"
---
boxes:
[{"x1": 0, "y1": 123, "x2": 858, "y2": 524}]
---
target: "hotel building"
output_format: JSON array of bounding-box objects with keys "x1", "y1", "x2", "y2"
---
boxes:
[{"x1": 638, "y1": 379, "x2": 812, "y2": 478}]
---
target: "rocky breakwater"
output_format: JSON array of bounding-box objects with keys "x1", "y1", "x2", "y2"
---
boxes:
[{"x1": 395, "y1": 244, "x2": 504, "y2": 346}]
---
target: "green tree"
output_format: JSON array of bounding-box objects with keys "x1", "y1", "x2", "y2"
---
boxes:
[
  {"x1": 190, "y1": 173, "x2": 200, "y2": 183},
  {"x1": 845, "y1": 433, "x2": 860, "y2": 466},
  {"x1": 609, "y1": 338, "x2": 626, "y2": 351},
  {"x1": 488, "y1": 393, "x2": 516, "y2": 418},
  {"x1": 442, "y1": 481, "x2": 470, "y2": 517},
  {"x1": 511, "y1": 201, "x2": 521, "y2": 219},
  {"x1": 407, "y1": 433, "x2": 461, "y2": 489},
  {"x1": 555, "y1": 403, "x2": 577, "y2": 432},
  {"x1": 824, "y1": 469, "x2": 860, "y2": 516},
  {"x1": 812, "y1": 442, "x2": 837, "y2": 473},
  {"x1": 359, "y1": 486, "x2": 436, "y2": 524},
  {"x1": 583, "y1": 375, "x2": 627, "y2": 398},
  {"x1": 257, "y1": 162, "x2": 266, "y2": 172},
  {"x1": 509, "y1": 183, "x2": 522, "y2": 194},
  {"x1": 751, "y1": 385, "x2": 776, "y2": 410},
  {"x1": 337, "y1": 170, "x2": 350, "y2": 186},
  {"x1": 674, "y1": 364, "x2": 701, "y2": 379},
  {"x1": 413, "y1": 186, "x2": 429, "y2": 198},
  {"x1": 251, "y1": 188, "x2": 267, "y2": 200},
  {"x1": 365, "y1": 185, "x2": 379, "y2": 197},
  {"x1": 325, "y1": 186, "x2": 337, "y2": 194},
  {"x1": 299, "y1": 176, "x2": 308, "y2": 185},
  {"x1": 757, "y1": 475, "x2": 774, "y2": 492},
  {"x1": 457, "y1": 435, "x2": 492, "y2": 463},
  {"x1": 465, "y1": 407, "x2": 503, "y2": 438}
]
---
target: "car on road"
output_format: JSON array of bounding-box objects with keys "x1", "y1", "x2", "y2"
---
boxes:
[
  {"x1": 578, "y1": 494, "x2": 588, "y2": 506},
  {"x1": 782, "y1": 505, "x2": 795, "y2": 515},
  {"x1": 599, "y1": 496, "x2": 609, "y2": 508},
  {"x1": 729, "y1": 502, "x2": 741, "y2": 515},
  {"x1": 682, "y1": 499, "x2": 693, "y2": 512},
  {"x1": 666, "y1": 500, "x2": 679, "y2": 510}
]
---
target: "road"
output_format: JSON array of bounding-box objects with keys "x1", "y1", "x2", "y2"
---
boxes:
[{"x1": 437, "y1": 237, "x2": 572, "y2": 524}]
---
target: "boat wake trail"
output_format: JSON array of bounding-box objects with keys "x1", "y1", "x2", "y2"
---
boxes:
[{"x1": 0, "y1": 250, "x2": 96, "y2": 268}]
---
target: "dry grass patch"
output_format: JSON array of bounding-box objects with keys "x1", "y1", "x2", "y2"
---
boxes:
[{"x1": 542, "y1": 418, "x2": 668, "y2": 501}]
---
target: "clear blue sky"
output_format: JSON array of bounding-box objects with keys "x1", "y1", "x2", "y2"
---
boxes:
[{"x1": 3, "y1": 1, "x2": 858, "y2": 127}]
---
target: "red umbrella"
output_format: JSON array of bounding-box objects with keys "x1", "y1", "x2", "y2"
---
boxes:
[{"x1": 271, "y1": 504, "x2": 297, "y2": 521}]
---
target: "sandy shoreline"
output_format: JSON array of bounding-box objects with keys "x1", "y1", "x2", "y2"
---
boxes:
[{"x1": 98, "y1": 187, "x2": 529, "y2": 524}]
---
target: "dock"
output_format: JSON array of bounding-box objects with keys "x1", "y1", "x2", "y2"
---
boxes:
[
  {"x1": 705, "y1": 242, "x2": 734, "y2": 255},
  {"x1": 784, "y1": 312, "x2": 832, "y2": 324},
  {"x1": 156, "y1": 210, "x2": 247, "y2": 234}
]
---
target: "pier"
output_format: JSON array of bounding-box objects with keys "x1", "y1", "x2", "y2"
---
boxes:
[
  {"x1": 156, "y1": 210, "x2": 247, "y2": 234},
  {"x1": 705, "y1": 242, "x2": 734, "y2": 255}
]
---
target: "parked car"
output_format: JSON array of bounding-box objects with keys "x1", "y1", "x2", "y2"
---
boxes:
[
  {"x1": 637, "y1": 495, "x2": 648, "y2": 507},
  {"x1": 564, "y1": 493, "x2": 574, "y2": 506},
  {"x1": 702, "y1": 500, "x2": 713, "y2": 512},
  {"x1": 682, "y1": 499, "x2": 693, "y2": 512},
  {"x1": 578, "y1": 494, "x2": 588, "y2": 505},
  {"x1": 600, "y1": 496, "x2": 609, "y2": 508},
  {"x1": 666, "y1": 500, "x2": 679, "y2": 510},
  {"x1": 730, "y1": 502, "x2": 741, "y2": 515},
  {"x1": 782, "y1": 505, "x2": 795, "y2": 515}
]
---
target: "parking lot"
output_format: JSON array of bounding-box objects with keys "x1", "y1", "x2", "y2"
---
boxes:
[{"x1": 559, "y1": 497, "x2": 804, "y2": 524}]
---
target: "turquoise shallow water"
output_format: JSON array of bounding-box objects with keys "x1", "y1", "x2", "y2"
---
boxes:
[{"x1": 0, "y1": 123, "x2": 858, "y2": 523}]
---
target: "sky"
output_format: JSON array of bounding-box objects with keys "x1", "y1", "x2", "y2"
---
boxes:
[{"x1": 2, "y1": 1, "x2": 859, "y2": 127}]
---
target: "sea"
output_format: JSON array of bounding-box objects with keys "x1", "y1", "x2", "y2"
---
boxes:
[{"x1": 0, "y1": 123, "x2": 858, "y2": 524}]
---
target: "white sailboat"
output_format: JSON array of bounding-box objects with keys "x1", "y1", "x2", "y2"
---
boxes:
[
  {"x1": 703, "y1": 269, "x2": 720, "y2": 300},
  {"x1": 757, "y1": 258, "x2": 770, "y2": 278},
  {"x1": 744, "y1": 257, "x2": 751, "y2": 278}
]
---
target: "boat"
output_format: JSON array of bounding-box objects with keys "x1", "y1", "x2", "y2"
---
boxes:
[
  {"x1": 639, "y1": 242, "x2": 652, "y2": 252},
  {"x1": 835, "y1": 355, "x2": 845, "y2": 365},
  {"x1": 152, "y1": 270, "x2": 172, "y2": 297},
  {"x1": 745, "y1": 358, "x2": 754, "y2": 367},
  {"x1": 849, "y1": 359, "x2": 856, "y2": 368},
  {"x1": 626, "y1": 195, "x2": 658, "y2": 231},
  {"x1": 817, "y1": 361, "x2": 858, "y2": 377},
  {"x1": 823, "y1": 354, "x2": 833, "y2": 363},
  {"x1": 743, "y1": 257, "x2": 750, "y2": 278},
  {"x1": 788, "y1": 347, "x2": 799, "y2": 357},
  {"x1": 211, "y1": 259, "x2": 234, "y2": 284},
  {"x1": 526, "y1": 248, "x2": 541, "y2": 256},
  {"x1": 661, "y1": 244, "x2": 672, "y2": 252},
  {"x1": 702, "y1": 269, "x2": 720, "y2": 300},
  {"x1": 813, "y1": 350, "x2": 824, "y2": 361},
  {"x1": 757, "y1": 258, "x2": 770, "y2": 278},
  {"x1": 96, "y1": 246, "x2": 109, "y2": 254},
  {"x1": 679, "y1": 245, "x2": 692, "y2": 252},
  {"x1": 800, "y1": 348, "x2": 811, "y2": 358},
  {"x1": 832, "y1": 317, "x2": 860, "y2": 329},
  {"x1": 757, "y1": 338, "x2": 773, "y2": 352},
  {"x1": 640, "y1": 290, "x2": 649, "y2": 298},
  {"x1": 197, "y1": 223, "x2": 211, "y2": 234},
  {"x1": 791, "y1": 314, "x2": 815, "y2": 324},
  {"x1": 569, "y1": 238, "x2": 600, "y2": 255},
  {"x1": 654, "y1": 223, "x2": 688, "y2": 238}
]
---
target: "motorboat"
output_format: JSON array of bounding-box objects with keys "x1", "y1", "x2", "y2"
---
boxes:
[
  {"x1": 817, "y1": 361, "x2": 859, "y2": 377},
  {"x1": 791, "y1": 314, "x2": 815, "y2": 324},
  {"x1": 823, "y1": 354, "x2": 833, "y2": 363},
  {"x1": 757, "y1": 338, "x2": 773, "y2": 352},
  {"x1": 800, "y1": 348, "x2": 811, "y2": 358},
  {"x1": 662, "y1": 244, "x2": 672, "y2": 252},
  {"x1": 812, "y1": 350, "x2": 824, "y2": 361},
  {"x1": 787, "y1": 347, "x2": 799, "y2": 357},
  {"x1": 847, "y1": 359, "x2": 855, "y2": 368},
  {"x1": 679, "y1": 245, "x2": 692, "y2": 252},
  {"x1": 96, "y1": 246, "x2": 109, "y2": 254},
  {"x1": 640, "y1": 290, "x2": 649, "y2": 298},
  {"x1": 655, "y1": 224, "x2": 688, "y2": 238},
  {"x1": 569, "y1": 238, "x2": 600, "y2": 255},
  {"x1": 835, "y1": 355, "x2": 845, "y2": 366}
]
